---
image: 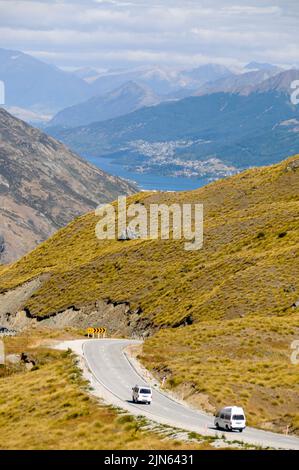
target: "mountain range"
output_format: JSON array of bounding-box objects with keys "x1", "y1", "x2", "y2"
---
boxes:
[
  {"x1": 89, "y1": 63, "x2": 234, "y2": 97},
  {"x1": 1, "y1": 46, "x2": 287, "y2": 124},
  {"x1": 48, "y1": 64, "x2": 285, "y2": 130},
  {"x1": 0, "y1": 108, "x2": 136, "y2": 263},
  {"x1": 49, "y1": 70, "x2": 299, "y2": 181},
  {"x1": 0, "y1": 48, "x2": 235, "y2": 117},
  {"x1": 2, "y1": 45, "x2": 298, "y2": 188}
]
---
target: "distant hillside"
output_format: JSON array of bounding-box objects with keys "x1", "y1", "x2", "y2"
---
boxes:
[
  {"x1": 0, "y1": 155, "x2": 298, "y2": 433},
  {"x1": 180, "y1": 63, "x2": 233, "y2": 86},
  {"x1": 90, "y1": 64, "x2": 233, "y2": 97},
  {"x1": 50, "y1": 71, "x2": 299, "y2": 180},
  {"x1": 48, "y1": 66, "x2": 234, "y2": 130},
  {"x1": 48, "y1": 81, "x2": 160, "y2": 128},
  {"x1": 247, "y1": 69, "x2": 299, "y2": 95},
  {"x1": 0, "y1": 48, "x2": 91, "y2": 113},
  {"x1": 195, "y1": 69, "x2": 281, "y2": 96},
  {"x1": 0, "y1": 108, "x2": 136, "y2": 263}
]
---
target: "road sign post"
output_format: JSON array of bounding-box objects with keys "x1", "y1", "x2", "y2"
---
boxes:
[
  {"x1": 87, "y1": 327, "x2": 94, "y2": 338},
  {"x1": 0, "y1": 340, "x2": 5, "y2": 365}
]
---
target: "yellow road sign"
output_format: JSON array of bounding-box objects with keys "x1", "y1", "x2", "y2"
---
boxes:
[{"x1": 87, "y1": 327, "x2": 107, "y2": 335}]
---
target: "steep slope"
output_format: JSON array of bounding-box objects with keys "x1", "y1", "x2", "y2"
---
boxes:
[
  {"x1": 195, "y1": 69, "x2": 281, "y2": 96},
  {"x1": 0, "y1": 48, "x2": 91, "y2": 113},
  {"x1": 48, "y1": 82, "x2": 160, "y2": 128},
  {"x1": 247, "y1": 69, "x2": 299, "y2": 95},
  {"x1": 0, "y1": 155, "x2": 298, "y2": 433},
  {"x1": 0, "y1": 108, "x2": 136, "y2": 263}
]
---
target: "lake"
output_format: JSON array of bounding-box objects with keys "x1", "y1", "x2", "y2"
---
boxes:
[{"x1": 89, "y1": 156, "x2": 211, "y2": 192}]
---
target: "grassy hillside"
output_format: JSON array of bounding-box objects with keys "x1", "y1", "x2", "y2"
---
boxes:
[
  {"x1": 0, "y1": 155, "x2": 298, "y2": 433},
  {"x1": 141, "y1": 313, "x2": 299, "y2": 433}
]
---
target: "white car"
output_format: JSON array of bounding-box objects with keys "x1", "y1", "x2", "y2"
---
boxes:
[
  {"x1": 214, "y1": 406, "x2": 246, "y2": 432},
  {"x1": 132, "y1": 385, "x2": 152, "y2": 404}
]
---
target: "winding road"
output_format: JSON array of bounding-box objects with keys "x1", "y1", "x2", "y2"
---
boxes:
[{"x1": 65, "y1": 339, "x2": 299, "y2": 450}]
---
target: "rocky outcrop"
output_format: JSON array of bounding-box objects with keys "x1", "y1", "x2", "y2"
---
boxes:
[
  {"x1": 286, "y1": 159, "x2": 299, "y2": 172},
  {"x1": 0, "y1": 279, "x2": 152, "y2": 337},
  {"x1": 0, "y1": 301, "x2": 151, "y2": 337}
]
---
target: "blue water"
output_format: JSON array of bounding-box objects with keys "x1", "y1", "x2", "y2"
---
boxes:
[{"x1": 89, "y1": 156, "x2": 211, "y2": 191}]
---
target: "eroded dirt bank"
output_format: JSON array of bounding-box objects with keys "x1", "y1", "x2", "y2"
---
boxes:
[{"x1": 0, "y1": 279, "x2": 152, "y2": 337}]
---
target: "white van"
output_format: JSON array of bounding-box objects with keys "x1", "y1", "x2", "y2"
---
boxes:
[
  {"x1": 132, "y1": 385, "x2": 152, "y2": 404},
  {"x1": 214, "y1": 406, "x2": 246, "y2": 432}
]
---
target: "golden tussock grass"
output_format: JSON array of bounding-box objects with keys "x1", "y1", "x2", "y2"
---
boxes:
[
  {"x1": 0, "y1": 333, "x2": 212, "y2": 450},
  {"x1": 0, "y1": 155, "x2": 298, "y2": 436}
]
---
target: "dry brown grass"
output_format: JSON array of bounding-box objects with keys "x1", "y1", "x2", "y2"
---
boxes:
[
  {"x1": 140, "y1": 313, "x2": 299, "y2": 434},
  {"x1": 0, "y1": 333, "x2": 216, "y2": 450},
  {"x1": 0, "y1": 155, "x2": 298, "y2": 436},
  {"x1": 0, "y1": 157, "x2": 298, "y2": 328}
]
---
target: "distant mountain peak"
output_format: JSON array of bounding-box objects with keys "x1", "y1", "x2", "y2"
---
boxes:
[
  {"x1": 48, "y1": 80, "x2": 160, "y2": 128},
  {"x1": 0, "y1": 47, "x2": 91, "y2": 114},
  {"x1": 109, "y1": 80, "x2": 157, "y2": 99},
  {"x1": 182, "y1": 63, "x2": 233, "y2": 87}
]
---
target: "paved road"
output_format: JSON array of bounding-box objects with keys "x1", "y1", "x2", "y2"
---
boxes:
[{"x1": 82, "y1": 339, "x2": 299, "y2": 450}]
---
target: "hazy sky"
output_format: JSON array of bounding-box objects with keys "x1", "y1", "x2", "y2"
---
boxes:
[{"x1": 0, "y1": 0, "x2": 298, "y2": 70}]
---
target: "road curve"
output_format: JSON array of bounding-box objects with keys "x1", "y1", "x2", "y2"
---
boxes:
[{"x1": 82, "y1": 339, "x2": 299, "y2": 450}]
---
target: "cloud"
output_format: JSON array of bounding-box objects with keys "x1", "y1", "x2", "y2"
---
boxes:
[
  {"x1": 0, "y1": 0, "x2": 298, "y2": 69},
  {"x1": 225, "y1": 5, "x2": 281, "y2": 15},
  {"x1": 27, "y1": 48, "x2": 243, "y2": 68},
  {"x1": 93, "y1": 0, "x2": 137, "y2": 5}
]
